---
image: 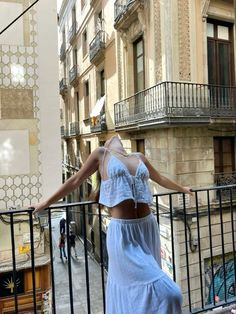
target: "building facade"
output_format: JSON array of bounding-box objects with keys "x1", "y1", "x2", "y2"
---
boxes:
[
  {"x1": 0, "y1": 0, "x2": 61, "y2": 312},
  {"x1": 58, "y1": 0, "x2": 236, "y2": 310}
]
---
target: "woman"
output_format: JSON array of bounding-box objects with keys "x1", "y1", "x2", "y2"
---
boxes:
[
  {"x1": 59, "y1": 233, "x2": 67, "y2": 260},
  {"x1": 33, "y1": 135, "x2": 193, "y2": 313}
]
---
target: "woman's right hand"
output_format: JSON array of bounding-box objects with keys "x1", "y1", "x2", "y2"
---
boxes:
[{"x1": 30, "y1": 201, "x2": 48, "y2": 217}]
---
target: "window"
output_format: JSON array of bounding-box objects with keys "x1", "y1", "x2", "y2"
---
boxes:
[
  {"x1": 96, "y1": 11, "x2": 103, "y2": 32},
  {"x1": 82, "y1": 30, "x2": 87, "y2": 57},
  {"x1": 133, "y1": 37, "x2": 145, "y2": 93},
  {"x1": 100, "y1": 69, "x2": 105, "y2": 97},
  {"x1": 214, "y1": 137, "x2": 235, "y2": 174},
  {"x1": 136, "y1": 139, "x2": 145, "y2": 154},
  {"x1": 73, "y1": 48, "x2": 77, "y2": 66},
  {"x1": 84, "y1": 80, "x2": 90, "y2": 119},
  {"x1": 207, "y1": 20, "x2": 234, "y2": 86},
  {"x1": 75, "y1": 91, "x2": 79, "y2": 121},
  {"x1": 72, "y1": 5, "x2": 76, "y2": 24}
]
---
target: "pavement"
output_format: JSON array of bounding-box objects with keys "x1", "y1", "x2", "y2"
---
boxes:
[{"x1": 51, "y1": 213, "x2": 106, "y2": 314}]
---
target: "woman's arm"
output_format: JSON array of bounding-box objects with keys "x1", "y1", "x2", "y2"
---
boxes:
[
  {"x1": 140, "y1": 153, "x2": 193, "y2": 195},
  {"x1": 32, "y1": 147, "x2": 103, "y2": 214}
]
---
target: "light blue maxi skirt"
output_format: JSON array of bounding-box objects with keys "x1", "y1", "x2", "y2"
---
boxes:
[{"x1": 106, "y1": 213, "x2": 182, "y2": 314}]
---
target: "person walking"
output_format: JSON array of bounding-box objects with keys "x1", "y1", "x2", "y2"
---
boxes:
[
  {"x1": 69, "y1": 230, "x2": 77, "y2": 258},
  {"x1": 32, "y1": 135, "x2": 193, "y2": 313},
  {"x1": 59, "y1": 217, "x2": 66, "y2": 234},
  {"x1": 59, "y1": 233, "x2": 67, "y2": 260}
]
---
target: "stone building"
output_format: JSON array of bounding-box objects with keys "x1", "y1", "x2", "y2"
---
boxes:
[
  {"x1": 58, "y1": 0, "x2": 236, "y2": 311},
  {"x1": 0, "y1": 0, "x2": 61, "y2": 312}
]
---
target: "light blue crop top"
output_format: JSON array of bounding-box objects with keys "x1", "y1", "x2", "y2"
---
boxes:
[{"x1": 99, "y1": 151, "x2": 153, "y2": 208}]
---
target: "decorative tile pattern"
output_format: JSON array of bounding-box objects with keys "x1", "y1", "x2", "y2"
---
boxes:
[
  {"x1": 178, "y1": 0, "x2": 191, "y2": 81},
  {"x1": 0, "y1": 0, "x2": 42, "y2": 210},
  {"x1": 154, "y1": 0, "x2": 162, "y2": 82}
]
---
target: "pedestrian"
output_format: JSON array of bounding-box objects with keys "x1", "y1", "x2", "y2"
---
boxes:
[
  {"x1": 59, "y1": 217, "x2": 66, "y2": 234},
  {"x1": 69, "y1": 230, "x2": 77, "y2": 258},
  {"x1": 59, "y1": 233, "x2": 67, "y2": 260},
  {"x1": 32, "y1": 135, "x2": 193, "y2": 313}
]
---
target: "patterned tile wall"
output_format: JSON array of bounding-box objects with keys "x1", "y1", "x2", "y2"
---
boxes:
[{"x1": 0, "y1": 1, "x2": 42, "y2": 210}]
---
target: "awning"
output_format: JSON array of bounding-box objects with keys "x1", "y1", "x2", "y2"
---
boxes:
[{"x1": 90, "y1": 95, "x2": 105, "y2": 117}]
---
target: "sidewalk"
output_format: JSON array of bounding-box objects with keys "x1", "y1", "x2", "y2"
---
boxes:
[{"x1": 52, "y1": 215, "x2": 106, "y2": 314}]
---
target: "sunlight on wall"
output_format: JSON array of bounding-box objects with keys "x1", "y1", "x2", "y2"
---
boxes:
[{"x1": 0, "y1": 130, "x2": 30, "y2": 176}]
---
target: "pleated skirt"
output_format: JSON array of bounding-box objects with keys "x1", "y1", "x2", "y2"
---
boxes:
[{"x1": 106, "y1": 213, "x2": 182, "y2": 314}]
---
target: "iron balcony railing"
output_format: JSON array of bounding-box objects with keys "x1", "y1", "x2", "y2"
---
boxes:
[
  {"x1": 90, "y1": 114, "x2": 107, "y2": 133},
  {"x1": 114, "y1": 81, "x2": 236, "y2": 128},
  {"x1": 89, "y1": 30, "x2": 105, "y2": 63},
  {"x1": 69, "y1": 121, "x2": 80, "y2": 136},
  {"x1": 69, "y1": 65, "x2": 79, "y2": 85},
  {"x1": 68, "y1": 22, "x2": 77, "y2": 43},
  {"x1": 61, "y1": 125, "x2": 69, "y2": 138},
  {"x1": 59, "y1": 78, "x2": 68, "y2": 95},
  {"x1": 1, "y1": 185, "x2": 236, "y2": 313},
  {"x1": 114, "y1": 0, "x2": 133, "y2": 21}
]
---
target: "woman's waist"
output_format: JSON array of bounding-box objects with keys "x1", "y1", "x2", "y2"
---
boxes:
[{"x1": 109, "y1": 200, "x2": 151, "y2": 219}]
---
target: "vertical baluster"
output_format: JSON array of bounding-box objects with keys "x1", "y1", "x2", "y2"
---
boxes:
[
  {"x1": 169, "y1": 194, "x2": 176, "y2": 282},
  {"x1": 98, "y1": 204, "x2": 106, "y2": 313},
  {"x1": 229, "y1": 189, "x2": 236, "y2": 294},
  {"x1": 207, "y1": 189, "x2": 216, "y2": 306},
  {"x1": 218, "y1": 190, "x2": 227, "y2": 303},
  {"x1": 82, "y1": 205, "x2": 91, "y2": 314},
  {"x1": 183, "y1": 193, "x2": 192, "y2": 312},
  {"x1": 29, "y1": 210, "x2": 37, "y2": 313},
  {"x1": 195, "y1": 191, "x2": 204, "y2": 309},
  {"x1": 48, "y1": 209, "x2": 56, "y2": 314},
  {"x1": 10, "y1": 213, "x2": 18, "y2": 313},
  {"x1": 66, "y1": 206, "x2": 74, "y2": 314}
]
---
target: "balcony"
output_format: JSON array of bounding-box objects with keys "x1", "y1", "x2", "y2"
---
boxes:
[
  {"x1": 1, "y1": 185, "x2": 236, "y2": 313},
  {"x1": 68, "y1": 21, "x2": 77, "y2": 43},
  {"x1": 215, "y1": 172, "x2": 236, "y2": 199},
  {"x1": 60, "y1": 125, "x2": 69, "y2": 138},
  {"x1": 114, "y1": 0, "x2": 144, "y2": 31},
  {"x1": 90, "y1": 113, "x2": 107, "y2": 133},
  {"x1": 114, "y1": 81, "x2": 236, "y2": 130},
  {"x1": 69, "y1": 121, "x2": 80, "y2": 136},
  {"x1": 89, "y1": 30, "x2": 105, "y2": 66},
  {"x1": 60, "y1": 42, "x2": 66, "y2": 61},
  {"x1": 59, "y1": 78, "x2": 68, "y2": 96},
  {"x1": 69, "y1": 65, "x2": 79, "y2": 86}
]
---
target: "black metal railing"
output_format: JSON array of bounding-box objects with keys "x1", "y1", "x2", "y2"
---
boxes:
[
  {"x1": 68, "y1": 22, "x2": 77, "y2": 43},
  {"x1": 59, "y1": 78, "x2": 68, "y2": 94},
  {"x1": 114, "y1": 0, "x2": 136, "y2": 21},
  {"x1": 114, "y1": 81, "x2": 236, "y2": 127},
  {"x1": 89, "y1": 30, "x2": 105, "y2": 63},
  {"x1": 69, "y1": 121, "x2": 80, "y2": 136},
  {"x1": 69, "y1": 65, "x2": 79, "y2": 84},
  {"x1": 90, "y1": 114, "x2": 107, "y2": 133},
  {"x1": 61, "y1": 125, "x2": 69, "y2": 138},
  {"x1": 1, "y1": 184, "x2": 236, "y2": 313}
]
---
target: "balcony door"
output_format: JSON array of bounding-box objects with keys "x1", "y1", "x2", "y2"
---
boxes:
[
  {"x1": 133, "y1": 37, "x2": 145, "y2": 117},
  {"x1": 214, "y1": 137, "x2": 235, "y2": 186},
  {"x1": 207, "y1": 20, "x2": 235, "y2": 112}
]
